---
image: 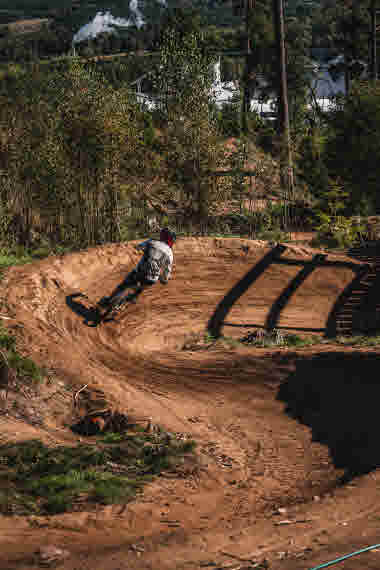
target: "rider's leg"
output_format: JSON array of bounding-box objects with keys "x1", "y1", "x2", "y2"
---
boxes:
[
  {"x1": 108, "y1": 272, "x2": 158, "y2": 307},
  {"x1": 98, "y1": 270, "x2": 139, "y2": 307},
  {"x1": 124, "y1": 278, "x2": 155, "y2": 303}
]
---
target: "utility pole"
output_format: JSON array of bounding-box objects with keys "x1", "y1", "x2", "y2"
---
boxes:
[
  {"x1": 370, "y1": 0, "x2": 377, "y2": 81},
  {"x1": 272, "y1": 0, "x2": 294, "y2": 201}
]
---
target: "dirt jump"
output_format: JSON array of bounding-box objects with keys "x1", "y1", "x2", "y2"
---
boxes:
[{"x1": 1, "y1": 237, "x2": 380, "y2": 570}]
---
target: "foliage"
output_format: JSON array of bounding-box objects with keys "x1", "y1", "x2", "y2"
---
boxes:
[
  {"x1": 207, "y1": 205, "x2": 292, "y2": 241},
  {"x1": 0, "y1": 60, "x2": 156, "y2": 248},
  {"x1": 310, "y1": 177, "x2": 365, "y2": 248},
  {"x1": 0, "y1": 324, "x2": 43, "y2": 384},
  {"x1": 183, "y1": 329, "x2": 320, "y2": 350},
  {"x1": 240, "y1": 329, "x2": 319, "y2": 348},
  {"x1": 313, "y1": 214, "x2": 363, "y2": 249},
  {"x1": 216, "y1": 96, "x2": 241, "y2": 138},
  {"x1": 2, "y1": 0, "x2": 378, "y2": 244},
  {"x1": 0, "y1": 430, "x2": 196, "y2": 515},
  {"x1": 325, "y1": 82, "x2": 380, "y2": 215},
  {"x1": 153, "y1": 24, "x2": 232, "y2": 231},
  {"x1": 240, "y1": 331, "x2": 380, "y2": 348},
  {"x1": 333, "y1": 334, "x2": 380, "y2": 347},
  {"x1": 0, "y1": 249, "x2": 35, "y2": 271},
  {"x1": 297, "y1": 125, "x2": 330, "y2": 200}
]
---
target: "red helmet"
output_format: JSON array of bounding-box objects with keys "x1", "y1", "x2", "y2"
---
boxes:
[{"x1": 160, "y1": 227, "x2": 176, "y2": 248}]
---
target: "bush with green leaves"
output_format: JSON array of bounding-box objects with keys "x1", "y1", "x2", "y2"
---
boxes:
[
  {"x1": 313, "y1": 213, "x2": 364, "y2": 249},
  {"x1": 217, "y1": 97, "x2": 242, "y2": 137},
  {"x1": 310, "y1": 177, "x2": 365, "y2": 248},
  {"x1": 153, "y1": 26, "x2": 234, "y2": 231},
  {"x1": 0, "y1": 60, "x2": 155, "y2": 248}
]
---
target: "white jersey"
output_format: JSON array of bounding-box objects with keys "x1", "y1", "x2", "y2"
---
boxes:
[{"x1": 136, "y1": 239, "x2": 174, "y2": 283}]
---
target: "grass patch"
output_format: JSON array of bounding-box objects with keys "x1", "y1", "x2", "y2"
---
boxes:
[
  {"x1": 0, "y1": 251, "x2": 33, "y2": 267},
  {"x1": 0, "y1": 431, "x2": 196, "y2": 515},
  {"x1": 0, "y1": 244, "x2": 78, "y2": 277},
  {"x1": 183, "y1": 329, "x2": 380, "y2": 351},
  {"x1": 182, "y1": 330, "x2": 321, "y2": 351},
  {"x1": 0, "y1": 323, "x2": 44, "y2": 383},
  {"x1": 332, "y1": 334, "x2": 380, "y2": 347},
  {"x1": 0, "y1": 248, "x2": 35, "y2": 281},
  {"x1": 238, "y1": 331, "x2": 380, "y2": 349},
  {"x1": 0, "y1": 247, "x2": 51, "y2": 385},
  {"x1": 239, "y1": 330, "x2": 320, "y2": 348}
]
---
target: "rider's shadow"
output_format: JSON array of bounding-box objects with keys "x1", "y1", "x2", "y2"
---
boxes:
[{"x1": 66, "y1": 293, "x2": 101, "y2": 327}]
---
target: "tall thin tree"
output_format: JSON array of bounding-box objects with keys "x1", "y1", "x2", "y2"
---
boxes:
[
  {"x1": 272, "y1": 0, "x2": 294, "y2": 201},
  {"x1": 370, "y1": 0, "x2": 377, "y2": 81},
  {"x1": 241, "y1": 0, "x2": 254, "y2": 134}
]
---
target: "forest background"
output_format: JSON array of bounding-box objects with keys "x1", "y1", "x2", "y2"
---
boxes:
[{"x1": 0, "y1": 0, "x2": 380, "y2": 254}]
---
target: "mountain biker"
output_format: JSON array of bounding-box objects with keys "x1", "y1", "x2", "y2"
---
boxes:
[{"x1": 98, "y1": 227, "x2": 176, "y2": 309}]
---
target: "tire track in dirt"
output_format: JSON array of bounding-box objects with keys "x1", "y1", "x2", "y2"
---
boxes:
[{"x1": 0, "y1": 238, "x2": 374, "y2": 570}]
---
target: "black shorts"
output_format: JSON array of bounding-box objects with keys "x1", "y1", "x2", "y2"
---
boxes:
[
  {"x1": 140, "y1": 276, "x2": 155, "y2": 287},
  {"x1": 128, "y1": 270, "x2": 155, "y2": 288}
]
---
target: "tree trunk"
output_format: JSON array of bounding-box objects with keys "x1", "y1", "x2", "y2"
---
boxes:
[
  {"x1": 241, "y1": 0, "x2": 254, "y2": 134},
  {"x1": 272, "y1": 0, "x2": 294, "y2": 202},
  {"x1": 370, "y1": 0, "x2": 377, "y2": 81}
]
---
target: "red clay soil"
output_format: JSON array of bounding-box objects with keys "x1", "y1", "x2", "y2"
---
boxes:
[{"x1": 1, "y1": 238, "x2": 380, "y2": 570}]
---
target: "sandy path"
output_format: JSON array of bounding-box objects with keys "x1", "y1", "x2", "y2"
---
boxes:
[{"x1": 1, "y1": 238, "x2": 379, "y2": 570}]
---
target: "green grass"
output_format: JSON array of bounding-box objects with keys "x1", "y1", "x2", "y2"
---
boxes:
[
  {"x1": 0, "y1": 248, "x2": 47, "y2": 386},
  {"x1": 0, "y1": 244, "x2": 79, "y2": 276},
  {"x1": 184, "y1": 330, "x2": 380, "y2": 351},
  {"x1": 182, "y1": 330, "x2": 321, "y2": 351},
  {"x1": 0, "y1": 249, "x2": 35, "y2": 281},
  {"x1": 238, "y1": 331, "x2": 380, "y2": 349},
  {"x1": 238, "y1": 330, "x2": 321, "y2": 348},
  {"x1": 0, "y1": 324, "x2": 44, "y2": 383},
  {"x1": 0, "y1": 245, "x2": 74, "y2": 385},
  {"x1": 0, "y1": 432, "x2": 196, "y2": 516},
  {"x1": 332, "y1": 334, "x2": 380, "y2": 347}
]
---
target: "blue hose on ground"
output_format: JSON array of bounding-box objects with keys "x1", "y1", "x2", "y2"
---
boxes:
[{"x1": 309, "y1": 543, "x2": 380, "y2": 569}]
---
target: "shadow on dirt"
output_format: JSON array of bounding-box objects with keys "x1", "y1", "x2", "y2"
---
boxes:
[
  {"x1": 223, "y1": 322, "x2": 325, "y2": 333},
  {"x1": 66, "y1": 293, "x2": 100, "y2": 327},
  {"x1": 277, "y1": 352, "x2": 380, "y2": 482},
  {"x1": 208, "y1": 244, "x2": 287, "y2": 338},
  {"x1": 209, "y1": 244, "x2": 374, "y2": 338},
  {"x1": 265, "y1": 253, "x2": 327, "y2": 331}
]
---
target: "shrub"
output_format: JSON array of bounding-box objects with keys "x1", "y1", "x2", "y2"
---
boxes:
[{"x1": 325, "y1": 82, "x2": 380, "y2": 214}]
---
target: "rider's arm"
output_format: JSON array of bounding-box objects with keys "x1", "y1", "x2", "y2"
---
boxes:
[{"x1": 135, "y1": 239, "x2": 151, "y2": 251}]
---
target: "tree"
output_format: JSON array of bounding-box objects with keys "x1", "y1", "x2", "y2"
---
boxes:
[
  {"x1": 0, "y1": 61, "x2": 150, "y2": 247},
  {"x1": 235, "y1": 0, "x2": 274, "y2": 134},
  {"x1": 272, "y1": 0, "x2": 294, "y2": 198},
  {"x1": 370, "y1": 0, "x2": 377, "y2": 81},
  {"x1": 153, "y1": 24, "x2": 230, "y2": 231},
  {"x1": 319, "y1": 1, "x2": 370, "y2": 94},
  {"x1": 325, "y1": 82, "x2": 380, "y2": 215}
]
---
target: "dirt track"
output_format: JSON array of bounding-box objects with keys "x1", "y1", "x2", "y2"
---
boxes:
[{"x1": 1, "y1": 238, "x2": 380, "y2": 570}]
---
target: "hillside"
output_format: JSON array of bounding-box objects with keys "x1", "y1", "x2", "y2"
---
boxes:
[
  {"x1": 0, "y1": 0, "x2": 325, "y2": 62},
  {"x1": 0, "y1": 0, "x2": 236, "y2": 29}
]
